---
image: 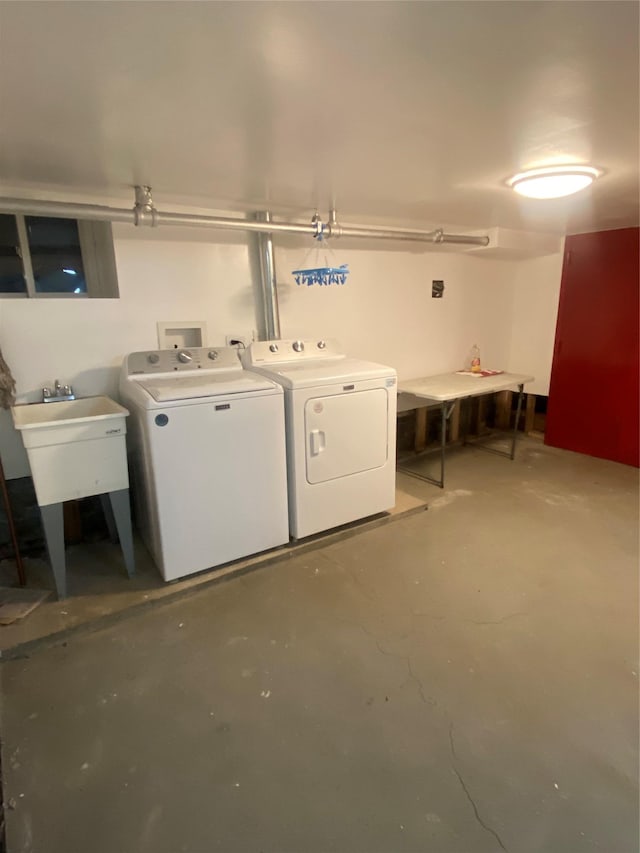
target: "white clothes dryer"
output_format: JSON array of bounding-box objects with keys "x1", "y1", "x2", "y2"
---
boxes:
[
  {"x1": 120, "y1": 346, "x2": 289, "y2": 581},
  {"x1": 242, "y1": 339, "x2": 397, "y2": 539}
]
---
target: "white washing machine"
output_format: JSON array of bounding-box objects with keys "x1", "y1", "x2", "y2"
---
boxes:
[
  {"x1": 242, "y1": 339, "x2": 397, "y2": 539},
  {"x1": 120, "y1": 346, "x2": 289, "y2": 581}
]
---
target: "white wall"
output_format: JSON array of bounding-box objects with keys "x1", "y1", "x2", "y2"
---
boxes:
[
  {"x1": 276, "y1": 246, "x2": 519, "y2": 379},
  {"x1": 0, "y1": 225, "x2": 259, "y2": 478},
  {"x1": 505, "y1": 247, "x2": 565, "y2": 396},
  {"x1": 0, "y1": 223, "x2": 562, "y2": 480}
]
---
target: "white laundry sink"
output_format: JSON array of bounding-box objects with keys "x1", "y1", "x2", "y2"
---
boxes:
[{"x1": 12, "y1": 396, "x2": 130, "y2": 506}]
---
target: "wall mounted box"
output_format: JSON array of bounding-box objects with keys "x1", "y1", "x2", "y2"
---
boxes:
[{"x1": 157, "y1": 321, "x2": 207, "y2": 350}]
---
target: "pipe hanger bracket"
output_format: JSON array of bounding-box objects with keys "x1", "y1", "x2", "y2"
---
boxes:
[{"x1": 133, "y1": 185, "x2": 158, "y2": 227}]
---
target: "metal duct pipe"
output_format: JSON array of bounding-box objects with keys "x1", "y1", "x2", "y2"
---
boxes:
[
  {"x1": 0, "y1": 197, "x2": 134, "y2": 224},
  {"x1": 0, "y1": 189, "x2": 490, "y2": 246},
  {"x1": 0, "y1": 195, "x2": 313, "y2": 236},
  {"x1": 328, "y1": 222, "x2": 489, "y2": 247},
  {"x1": 255, "y1": 211, "x2": 281, "y2": 340},
  {"x1": 434, "y1": 231, "x2": 490, "y2": 246},
  {"x1": 329, "y1": 224, "x2": 440, "y2": 242},
  {"x1": 156, "y1": 211, "x2": 314, "y2": 236}
]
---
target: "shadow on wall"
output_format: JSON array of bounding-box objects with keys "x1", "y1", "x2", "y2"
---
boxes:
[
  {"x1": 227, "y1": 284, "x2": 260, "y2": 328},
  {"x1": 13, "y1": 366, "x2": 121, "y2": 405},
  {"x1": 65, "y1": 366, "x2": 121, "y2": 402},
  {"x1": 275, "y1": 278, "x2": 294, "y2": 309},
  {"x1": 114, "y1": 224, "x2": 250, "y2": 246}
]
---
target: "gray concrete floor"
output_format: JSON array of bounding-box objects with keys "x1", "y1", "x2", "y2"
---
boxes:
[
  {"x1": 1, "y1": 438, "x2": 638, "y2": 853},
  {"x1": 0, "y1": 486, "x2": 425, "y2": 654}
]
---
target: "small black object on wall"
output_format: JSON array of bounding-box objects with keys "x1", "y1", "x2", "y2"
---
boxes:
[{"x1": 432, "y1": 280, "x2": 445, "y2": 298}]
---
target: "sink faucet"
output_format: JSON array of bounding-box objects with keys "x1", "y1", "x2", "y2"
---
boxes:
[{"x1": 43, "y1": 380, "x2": 75, "y2": 403}]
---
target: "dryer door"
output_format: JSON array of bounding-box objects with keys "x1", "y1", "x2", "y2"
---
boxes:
[{"x1": 305, "y1": 388, "x2": 388, "y2": 484}]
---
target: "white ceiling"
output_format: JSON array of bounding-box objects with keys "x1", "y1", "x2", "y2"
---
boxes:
[{"x1": 0, "y1": 1, "x2": 638, "y2": 235}]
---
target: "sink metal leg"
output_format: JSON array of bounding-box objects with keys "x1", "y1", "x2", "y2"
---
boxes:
[
  {"x1": 99, "y1": 493, "x2": 119, "y2": 544},
  {"x1": 107, "y1": 489, "x2": 135, "y2": 577},
  {"x1": 40, "y1": 502, "x2": 66, "y2": 599}
]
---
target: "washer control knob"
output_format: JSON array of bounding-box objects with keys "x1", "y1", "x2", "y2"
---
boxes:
[
  {"x1": 148, "y1": 353, "x2": 160, "y2": 364},
  {"x1": 177, "y1": 350, "x2": 193, "y2": 364},
  {"x1": 292, "y1": 340, "x2": 305, "y2": 353},
  {"x1": 269, "y1": 344, "x2": 279, "y2": 353},
  {"x1": 317, "y1": 340, "x2": 327, "y2": 349},
  {"x1": 208, "y1": 350, "x2": 219, "y2": 360}
]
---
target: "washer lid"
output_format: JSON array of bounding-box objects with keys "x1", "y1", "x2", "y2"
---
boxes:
[
  {"x1": 256, "y1": 357, "x2": 396, "y2": 390},
  {"x1": 140, "y1": 371, "x2": 277, "y2": 402}
]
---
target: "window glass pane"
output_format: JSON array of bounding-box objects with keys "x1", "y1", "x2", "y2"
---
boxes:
[
  {"x1": 0, "y1": 214, "x2": 26, "y2": 294},
  {"x1": 26, "y1": 216, "x2": 87, "y2": 294}
]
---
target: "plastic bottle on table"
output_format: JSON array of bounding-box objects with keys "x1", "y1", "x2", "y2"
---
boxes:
[{"x1": 469, "y1": 344, "x2": 481, "y2": 373}]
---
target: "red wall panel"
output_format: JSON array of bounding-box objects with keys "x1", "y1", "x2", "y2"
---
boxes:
[{"x1": 546, "y1": 227, "x2": 639, "y2": 467}]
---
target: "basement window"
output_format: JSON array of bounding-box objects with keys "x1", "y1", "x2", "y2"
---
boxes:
[{"x1": 0, "y1": 214, "x2": 119, "y2": 298}]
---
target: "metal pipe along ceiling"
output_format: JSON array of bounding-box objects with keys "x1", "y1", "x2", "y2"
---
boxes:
[
  {"x1": 0, "y1": 197, "x2": 135, "y2": 224},
  {"x1": 0, "y1": 190, "x2": 490, "y2": 247}
]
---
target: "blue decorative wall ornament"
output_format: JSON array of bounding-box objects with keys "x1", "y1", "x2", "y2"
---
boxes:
[
  {"x1": 291, "y1": 215, "x2": 350, "y2": 286},
  {"x1": 292, "y1": 264, "x2": 349, "y2": 287}
]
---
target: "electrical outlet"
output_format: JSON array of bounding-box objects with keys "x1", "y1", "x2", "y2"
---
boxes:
[{"x1": 226, "y1": 334, "x2": 249, "y2": 348}]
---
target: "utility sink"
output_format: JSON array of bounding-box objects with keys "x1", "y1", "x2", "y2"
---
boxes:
[{"x1": 12, "y1": 396, "x2": 130, "y2": 506}]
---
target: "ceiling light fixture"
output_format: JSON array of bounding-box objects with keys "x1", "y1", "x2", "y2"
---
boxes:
[{"x1": 508, "y1": 165, "x2": 601, "y2": 199}]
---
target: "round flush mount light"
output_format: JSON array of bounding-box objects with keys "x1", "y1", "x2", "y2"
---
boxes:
[{"x1": 507, "y1": 165, "x2": 601, "y2": 199}]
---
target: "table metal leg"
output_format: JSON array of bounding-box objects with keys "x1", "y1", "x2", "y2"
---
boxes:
[
  {"x1": 397, "y1": 401, "x2": 452, "y2": 488},
  {"x1": 464, "y1": 385, "x2": 526, "y2": 461},
  {"x1": 397, "y1": 378, "x2": 532, "y2": 486},
  {"x1": 439, "y1": 401, "x2": 446, "y2": 488},
  {"x1": 461, "y1": 395, "x2": 471, "y2": 447},
  {"x1": 511, "y1": 384, "x2": 525, "y2": 460}
]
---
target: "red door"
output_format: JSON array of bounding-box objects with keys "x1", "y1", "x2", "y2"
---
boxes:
[{"x1": 546, "y1": 227, "x2": 639, "y2": 467}]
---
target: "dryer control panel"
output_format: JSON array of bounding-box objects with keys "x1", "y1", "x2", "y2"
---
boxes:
[
  {"x1": 125, "y1": 347, "x2": 241, "y2": 376},
  {"x1": 244, "y1": 338, "x2": 343, "y2": 366}
]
